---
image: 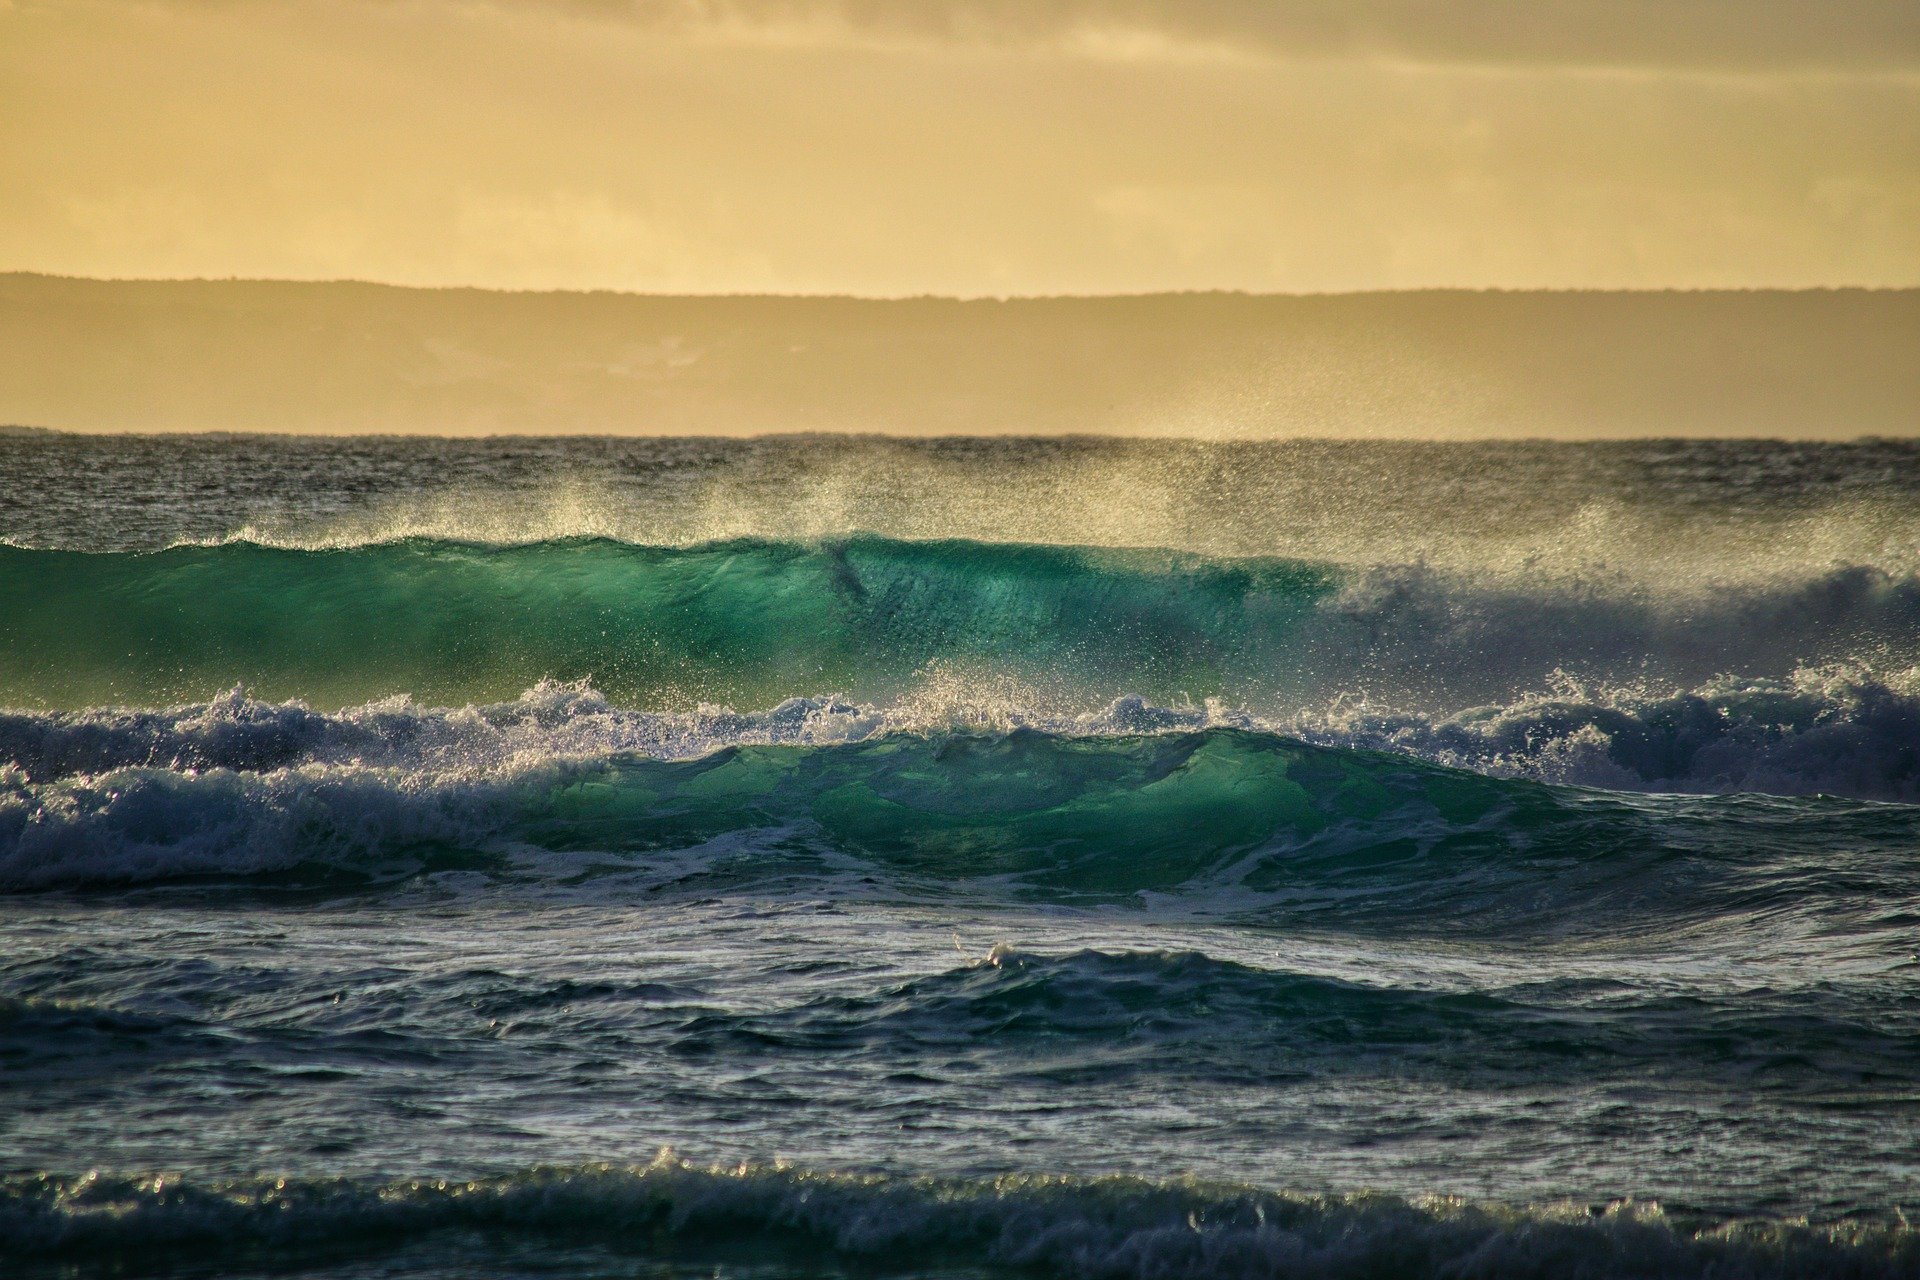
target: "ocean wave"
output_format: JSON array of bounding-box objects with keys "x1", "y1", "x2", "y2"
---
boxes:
[
  {"x1": 1293, "y1": 665, "x2": 1920, "y2": 801},
  {"x1": 0, "y1": 718, "x2": 1603, "y2": 906},
  {"x1": 674, "y1": 946, "x2": 1920, "y2": 1090},
  {"x1": 0, "y1": 995, "x2": 212, "y2": 1061},
  {"x1": 3, "y1": 534, "x2": 1917, "y2": 712},
  {"x1": 12, "y1": 946, "x2": 1912, "y2": 1096},
  {"x1": 7, "y1": 664, "x2": 1920, "y2": 800},
  {"x1": 3, "y1": 1155, "x2": 1912, "y2": 1280},
  {"x1": 6, "y1": 697, "x2": 1917, "y2": 942}
]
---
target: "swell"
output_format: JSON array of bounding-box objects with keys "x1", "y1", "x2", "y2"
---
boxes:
[
  {"x1": 7, "y1": 710, "x2": 1918, "y2": 942},
  {"x1": 10, "y1": 946, "x2": 1914, "y2": 1095},
  {"x1": 678, "y1": 947, "x2": 1920, "y2": 1091},
  {"x1": 3, "y1": 535, "x2": 1918, "y2": 712},
  {"x1": 4, "y1": 1156, "x2": 1912, "y2": 1280}
]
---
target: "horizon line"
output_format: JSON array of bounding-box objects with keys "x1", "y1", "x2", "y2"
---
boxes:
[
  {"x1": 6, "y1": 425, "x2": 1916, "y2": 445},
  {"x1": 6, "y1": 270, "x2": 1915, "y2": 302}
]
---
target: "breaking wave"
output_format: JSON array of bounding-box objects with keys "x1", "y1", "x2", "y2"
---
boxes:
[
  {"x1": 4, "y1": 1156, "x2": 1912, "y2": 1280},
  {"x1": 5, "y1": 688, "x2": 1917, "y2": 947},
  {"x1": 3, "y1": 534, "x2": 1917, "y2": 711}
]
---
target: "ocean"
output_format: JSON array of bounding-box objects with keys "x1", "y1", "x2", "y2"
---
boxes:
[{"x1": 3, "y1": 432, "x2": 1918, "y2": 1278}]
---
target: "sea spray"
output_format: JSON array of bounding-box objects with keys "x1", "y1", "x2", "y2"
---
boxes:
[{"x1": 7, "y1": 435, "x2": 1920, "y2": 1280}]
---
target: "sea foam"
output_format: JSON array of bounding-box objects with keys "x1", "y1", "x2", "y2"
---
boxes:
[{"x1": 4, "y1": 1155, "x2": 1912, "y2": 1280}]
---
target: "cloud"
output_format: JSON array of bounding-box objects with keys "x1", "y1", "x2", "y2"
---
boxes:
[
  {"x1": 535, "y1": 0, "x2": 1920, "y2": 74},
  {"x1": 4, "y1": 0, "x2": 1915, "y2": 293}
]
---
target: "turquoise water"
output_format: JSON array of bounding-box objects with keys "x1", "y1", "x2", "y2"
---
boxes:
[{"x1": 3, "y1": 435, "x2": 1919, "y2": 1278}]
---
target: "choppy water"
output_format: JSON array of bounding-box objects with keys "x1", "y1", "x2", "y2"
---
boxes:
[{"x1": 3, "y1": 433, "x2": 1919, "y2": 1279}]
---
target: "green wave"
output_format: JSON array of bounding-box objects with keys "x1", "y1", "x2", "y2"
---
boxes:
[
  {"x1": 0, "y1": 536, "x2": 1337, "y2": 710},
  {"x1": 13, "y1": 725, "x2": 1790, "y2": 939},
  {"x1": 522, "y1": 728, "x2": 1561, "y2": 900}
]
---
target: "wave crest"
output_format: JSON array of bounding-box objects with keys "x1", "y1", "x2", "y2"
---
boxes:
[
  {"x1": 1293, "y1": 665, "x2": 1920, "y2": 801},
  {"x1": 4, "y1": 535, "x2": 1918, "y2": 713},
  {"x1": 9, "y1": 665, "x2": 1920, "y2": 801},
  {"x1": 6, "y1": 690, "x2": 1917, "y2": 947},
  {"x1": 4, "y1": 1156, "x2": 1911, "y2": 1280}
]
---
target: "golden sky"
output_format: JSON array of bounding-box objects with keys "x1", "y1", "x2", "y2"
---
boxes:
[{"x1": 3, "y1": 0, "x2": 1917, "y2": 295}]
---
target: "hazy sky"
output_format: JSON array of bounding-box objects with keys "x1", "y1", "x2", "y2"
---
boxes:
[{"x1": 3, "y1": 0, "x2": 1916, "y2": 295}]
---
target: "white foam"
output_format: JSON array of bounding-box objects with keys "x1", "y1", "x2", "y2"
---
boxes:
[
  {"x1": 4, "y1": 671, "x2": 1916, "y2": 890},
  {"x1": 3, "y1": 1154, "x2": 1908, "y2": 1278}
]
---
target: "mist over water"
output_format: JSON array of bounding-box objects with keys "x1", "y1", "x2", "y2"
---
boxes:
[
  {"x1": 4, "y1": 433, "x2": 1919, "y2": 1279},
  {"x1": 10, "y1": 432, "x2": 1920, "y2": 570}
]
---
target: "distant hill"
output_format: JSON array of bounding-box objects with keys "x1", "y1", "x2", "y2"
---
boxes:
[{"x1": 1, "y1": 274, "x2": 1913, "y2": 437}]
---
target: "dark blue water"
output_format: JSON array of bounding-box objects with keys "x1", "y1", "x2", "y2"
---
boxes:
[{"x1": 3, "y1": 434, "x2": 1918, "y2": 1278}]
